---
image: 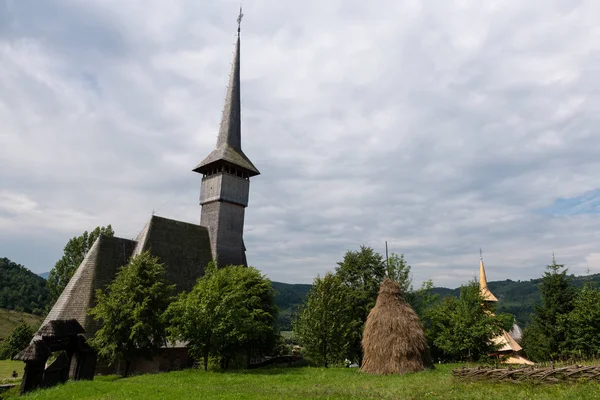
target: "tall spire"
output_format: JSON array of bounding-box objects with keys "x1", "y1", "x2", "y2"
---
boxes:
[
  {"x1": 479, "y1": 249, "x2": 498, "y2": 302},
  {"x1": 193, "y1": 7, "x2": 259, "y2": 176},
  {"x1": 216, "y1": 9, "x2": 242, "y2": 151}
]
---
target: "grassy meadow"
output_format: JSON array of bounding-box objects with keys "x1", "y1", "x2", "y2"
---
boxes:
[
  {"x1": 0, "y1": 363, "x2": 597, "y2": 400},
  {"x1": 0, "y1": 360, "x2": 23, "y2": 380},
  {"x1": 0, "y1": 309, "x2": 43, "y2": 340}
]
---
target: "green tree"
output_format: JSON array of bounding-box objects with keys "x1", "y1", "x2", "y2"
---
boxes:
[
  {"x1": 48, "y1": 225, "x2": 114, "y2": 303},
  {"x1": 561, "y1": 282, "x2": 600, "y2": 359},
  {"x1": 293, "y1": 272, "x2": 357, "y2": 367},
  {"x1": 88, "y1": 251, "x2": 174, "y2": 376},
  {"x1": 335, "y1": 246, "x2": 385, "y2": 364},
  {"x1": 385, "y1": 252, "x2": 437, "y2": 320},
  {"x1": 522, "y1": 255, "x2": 575, "y2": 361},
  {"x1": 409, "y1": 279, "x2": 438, "y2": 320},
  {"x1": 334, "y1": 247, "x2": 423, "y2": 364},
  {"x1": 168, "y1": 263, "x2": 278, "y2": 370},
  {"x1": 385, "y1": 253, "x2": 412, "y2": 294},
  {"x1": 520, "y1": 324, "x2": 551, "y2": 363},
  {"x1": 426, "y1": 281, "x2": 507, "y2": 361},
  {"x1": 0, "y1": 322, "x2": 35, "y2": 360}
]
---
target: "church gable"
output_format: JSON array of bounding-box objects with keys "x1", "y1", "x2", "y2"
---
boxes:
[
  {"x1": 137, "y1": 215, "x2": 213, "y2": 293},
  {"x1": 42, "y1": 216, "x2": 213, "y2": 339}
]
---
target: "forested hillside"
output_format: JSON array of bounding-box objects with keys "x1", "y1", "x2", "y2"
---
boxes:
[
  {"x1": 272, "y1": 273, "x2": 600, "y2": 330},
  {"x1": 272, "y1": 278, "x2": 547, "y2": 330},
  {"x1": 432, "y1": 273, "x2": 600, "y2": 327},
  {"x1": 0, "y1": 258, "x2": 50, "y2": 315},
  {"x1": 271, "y1": 281, "x2": 311, "y2": 330}
]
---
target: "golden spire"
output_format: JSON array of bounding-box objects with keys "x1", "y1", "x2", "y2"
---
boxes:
[{"x1": 479, "y1": 249, "x2": 498, "y2": 302}]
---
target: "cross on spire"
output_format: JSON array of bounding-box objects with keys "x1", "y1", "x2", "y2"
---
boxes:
[{"x1": 237, "y1": 6, "x2": 244, "y2": 33}]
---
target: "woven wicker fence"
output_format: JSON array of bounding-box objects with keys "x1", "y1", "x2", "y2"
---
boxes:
[{"x1": 453, "y1": 365, "x2": 600, "y2": 384}]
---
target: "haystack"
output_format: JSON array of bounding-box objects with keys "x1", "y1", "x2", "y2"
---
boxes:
[{"x1": 361, "y1": 278, "x2": 431, "y2": 375}]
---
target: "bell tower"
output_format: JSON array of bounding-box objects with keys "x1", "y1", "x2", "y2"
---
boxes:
[{"x1": 193, "y1": 8, "x2": 260, "y2": 267}]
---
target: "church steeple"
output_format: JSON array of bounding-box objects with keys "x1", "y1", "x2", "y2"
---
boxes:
[
  {"x1": 193, "y1": 9, "x2": 259, "y2": 268},
  {"x1": 216, "y1": 11, "x2": 242, "y2": 151},
  {"x1": 193, "y1": 7, "x2": 259, "y2": 177},
  {"x1": 479, "y1": 249, "x2": 498, "y2": 302}
]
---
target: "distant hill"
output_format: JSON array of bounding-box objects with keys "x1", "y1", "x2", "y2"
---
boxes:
[
  {"x1": 431, "y1": 273, "x2": 600, "y2": 327},
  {"x1": 271, "y1": 281, "x2": 312, "y2": 331},
  {"x1": 0, "y1": 308, "x2": 44, "y2": 340},
  {"x1": 0, "y1": 258, "x2": 50, "y2": 315},
  {"x1": 272, "y1": 273, "x2": 600, "y2": 330},
  {"x1": 38, "y1": 272, "x2": 50, "y2": 280}
]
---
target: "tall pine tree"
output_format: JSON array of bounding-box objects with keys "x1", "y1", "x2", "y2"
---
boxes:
[
  {"x1": 522, "y1": 255, "x2": 575, "y2": 361},
  {"x1": 562, "y1": 282, "x2": 600, "y2": 359}
]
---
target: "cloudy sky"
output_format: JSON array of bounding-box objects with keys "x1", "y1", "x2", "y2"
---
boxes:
[{"x1": 1, "y1": 0, "x2": 599, "y2": 288}]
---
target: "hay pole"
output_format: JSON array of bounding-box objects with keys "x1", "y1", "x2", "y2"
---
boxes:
[{"x1": 385, "y1": 241, "x2": 389, "y2": 271}]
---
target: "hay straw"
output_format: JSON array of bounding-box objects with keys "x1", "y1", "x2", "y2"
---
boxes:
[{"x1": 361, "y1": 278, "x2": 431, "y2": 375}]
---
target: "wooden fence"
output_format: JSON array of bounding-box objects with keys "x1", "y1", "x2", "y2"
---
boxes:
[{"x1": 453, "y1": 365, "x2": 600, "y2": 384}]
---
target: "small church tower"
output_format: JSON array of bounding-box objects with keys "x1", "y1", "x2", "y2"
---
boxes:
[
  {"x1": 193, "y1": 9, "x2": 260, "y2": 267},
  {"x1": 478, "y1": 250, "x2": 534, "y2": 365},
  {"x1": 479, "y1": 250, "x2": 498, "y2": 303}
]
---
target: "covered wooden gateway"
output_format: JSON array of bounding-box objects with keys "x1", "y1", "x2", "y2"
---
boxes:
[{"x1": 14, "y1": 319, "x2": 96, "y2": 394}]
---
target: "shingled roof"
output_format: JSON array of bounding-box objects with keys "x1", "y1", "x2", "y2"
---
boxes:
[
  {"x1": 38, "y1": 319, "x2": 85, "y2": 338},
  {"x1": 134, "y1": 215, "x2": 213, "y2": 293},
  {"x1": 491, "y1": 330, "x2": 522, "y2": 353},
  {"x1": 194, "y1": 145, "x2": 259, "y2": 176},
  {"x1": 42, "y1": 235, "x2": 136, "y2": 338},
  {"x1": 14, "y1": 340, "x2": 51, "y2": 362},
  {"x1": 42, "y1": 215, "x2": 213, "y2": 338}
]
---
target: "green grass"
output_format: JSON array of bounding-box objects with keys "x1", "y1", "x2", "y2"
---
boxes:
[
  {"x1": 0, "y1": 308, "x2": 44, "y2": 340},
  {"x1": 0, "y1": 364, "x2": 596, "y2": 400},
  {"x1": 0, "y1": 360, "x2": 24, "y2": 379}
]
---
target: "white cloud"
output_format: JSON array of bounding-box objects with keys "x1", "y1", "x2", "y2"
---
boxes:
[{"x1": 1, "y1": 0, "x2": 600, "y2": 288}]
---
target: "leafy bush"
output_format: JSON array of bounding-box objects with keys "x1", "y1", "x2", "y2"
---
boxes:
[
  {"x1": 168, "y1": 263, "x2": 278, "y2": 370},
  {"x1": 0, "y1": 322, "x2": 34, "y2": 360}
]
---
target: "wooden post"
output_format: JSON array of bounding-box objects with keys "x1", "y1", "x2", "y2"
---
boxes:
[{"x1": 385, "y1": 241, "x2": 389, "y2": 270}]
